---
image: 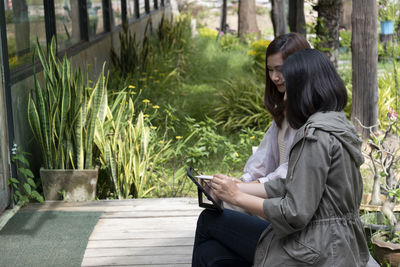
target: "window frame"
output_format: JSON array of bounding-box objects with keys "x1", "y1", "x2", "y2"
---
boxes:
[{"x1": 3, "y1": 0, "x2": 169, "y2": 85}]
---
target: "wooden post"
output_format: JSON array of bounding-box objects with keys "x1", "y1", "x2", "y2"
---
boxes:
[{"x1": 351, "y1": 0, "x2": 378, "y2": 138}]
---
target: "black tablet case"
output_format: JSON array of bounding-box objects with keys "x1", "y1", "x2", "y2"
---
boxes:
[{"x1": 187, "y1": 166, "x2": 223, "y2": 212}]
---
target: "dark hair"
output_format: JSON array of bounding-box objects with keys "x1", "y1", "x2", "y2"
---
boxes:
[
  {"x1": 264, "y1": 32, "x2": 311, "y2": 128},
  {"x1": 282, "y1": 49, "x2": 348, "y2": 129}
]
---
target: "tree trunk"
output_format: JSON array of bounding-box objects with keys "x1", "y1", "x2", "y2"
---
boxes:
[
  {"x1": 270, "y1": 0, "x2": 286, "y2": 37},
  {"x1": 315, "y1": 0, "x2": 342, "y2": 68},
  {"x1": 12, "y1": 0, "x2": 30, "y2": 56},
  {"x1": 382, "y1": 199, "x2": 397, "y2": 226},
  {"x1": 340, "y1": 0, "x2": 352, "y2": 30},
  {"x1": 351, "y1": 0, "x2": 378, "y2": 138},
  {"x1": 238, "y1": 0, "x2": 260, "y2": 39},
  {"x1": 288, "y1": 0, "x2": 306, "y2": 35},
  {"x1": 370, "y1": 174, "x2": 383, "y2": 205},
  {"x1": 219, "y1": 0, "x2": 227, "y2": 37}
]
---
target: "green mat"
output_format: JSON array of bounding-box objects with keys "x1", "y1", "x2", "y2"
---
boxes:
[{"x1": 0, "y1": 210, "x2": 101, "y2": 267}]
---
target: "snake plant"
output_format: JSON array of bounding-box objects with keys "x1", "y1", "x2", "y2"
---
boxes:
[
  {"x1": 95, "y1": 92, "x2": 170, "y2": 199},
  {"x1": 28, "y1": 38, "x2": 107, "y2": 169}
]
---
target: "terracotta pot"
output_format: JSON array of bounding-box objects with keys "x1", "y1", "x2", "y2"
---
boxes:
[
  {"x1": 372, "y1": 233, "x2": 400, "y2": 266},
  {"x1": 40, "y1": 168, "x2": 98, "y2": 201}
]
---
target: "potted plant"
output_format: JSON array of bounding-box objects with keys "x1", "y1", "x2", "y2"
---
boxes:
[
  {"x1": 357, "y1": 113, "x2": 400, "y2": 265},
  {"x1": 378, "y1": 0, "x2": 399, "y2": 34},
  {"x1": 27, "y1": 38, "x2": 106, "y2": 201},
  {"x1": 371, "y1": 187, "x2": 400, "y2": 266}
]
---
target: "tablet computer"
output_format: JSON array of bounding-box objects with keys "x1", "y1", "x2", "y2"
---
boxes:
[{"x1": 187, "y1": 166, "x2": 223, "y2": 212}]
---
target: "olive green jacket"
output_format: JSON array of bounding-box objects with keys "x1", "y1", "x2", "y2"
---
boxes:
[{"x1": 254, "y1": 112, "x2": 369, "y2": 266}]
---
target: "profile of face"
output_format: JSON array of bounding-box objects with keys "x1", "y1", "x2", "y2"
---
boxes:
[{"x1": 267, "y1": 53, "x2": 285, "y2": 93}]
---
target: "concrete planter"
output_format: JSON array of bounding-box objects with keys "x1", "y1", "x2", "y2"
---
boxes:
[{"x1": 40, "y1": 168, "x2": 98, "y2": 201}]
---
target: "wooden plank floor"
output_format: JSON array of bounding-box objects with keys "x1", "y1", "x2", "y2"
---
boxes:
[{"x1": 23, "y1": 198, "x2": 203, "y2": 267}]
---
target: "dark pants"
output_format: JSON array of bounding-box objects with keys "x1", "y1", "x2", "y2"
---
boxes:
[{"x1": 192, "y1": 209, "x2": 270, "y2": 267}]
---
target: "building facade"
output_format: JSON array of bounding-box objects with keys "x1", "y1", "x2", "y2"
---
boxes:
[{"x1": 0, "y1": 0, "x2": 171, "y2": 213}]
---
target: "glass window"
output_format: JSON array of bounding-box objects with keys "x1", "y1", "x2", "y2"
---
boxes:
[
  {"x1": 140, "y1": 0, "x2": 146, "y2": 15},
  {"x1": 127, "y1": 0, "x2": 136, "y2": 19},
  {"x1": 87, "y1": 0, "x2": 104, "y2": 37},
  {"x1": 111, "y1": 0, "x2": 122, "y2": 27},
  {"x1": 54, "y1": 0, "x2": 81, "y2": 50},
  {"x1": 152, "y1": 0, "x2": 157, "y2": 10},
  {"x1": 5, "y1": 0, "x2": 46, "y2": 70}
]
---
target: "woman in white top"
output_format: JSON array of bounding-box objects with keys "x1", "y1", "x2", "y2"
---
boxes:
[{"x1": 242, "y1": 32, "x2": 311, "y2": 183}]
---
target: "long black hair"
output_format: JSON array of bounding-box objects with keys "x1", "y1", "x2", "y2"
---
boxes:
[
  {"x1": 282, "y1": 49, "x2": 348, "y2": 129},
  {"x1": 264, "y1": 32, "x2": 311, "y2": 128}
]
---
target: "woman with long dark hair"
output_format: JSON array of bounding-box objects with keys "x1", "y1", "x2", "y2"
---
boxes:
[
  {"x1": 241, "y1": 32, "x2": 310, "y2": 184},
  {"x1": 192, "y1": 49, "x2": 370, "y2": 266}
]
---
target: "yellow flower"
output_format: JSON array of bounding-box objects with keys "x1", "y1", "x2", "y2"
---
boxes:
[
  {"x1": 251, "y1": 136, "x2": 255, "y2": 139},
  {"x1": 198, "y1": 27, "x2": 218, "y2": 38},
  {"x1": 235, "y1": 152, "x2": 239, "y2": 157},
  {"x1": 143, "y1": 114, "x2": 150, "y2": 117},
  {"x1": 142, "y1": 99, "x2": 150, "y2": 103},
  {"x1": 128, "y1": 85, "x2": 135, "y2": 89},
  {"x1": 130, "y1": 91, "x2": 136, "y2": 95},
  {"x1": 150, "y1": 126, "x2": 157, "y2": 130},
  {"x1": 159, "y1": 140, "x2": 164, "y2": 144},
  {"x1": 153, "y1": 105, "x2": 160, "y2": 109},
  {"x1": 175, "y1": 136, "x2": 183, "y2": 140},
  {"x1": 139, "y1": 77, "x2": 147, "y2": 81},
  {"x1": 247, "y1": 50, "x2": 257, "y2": 56}
]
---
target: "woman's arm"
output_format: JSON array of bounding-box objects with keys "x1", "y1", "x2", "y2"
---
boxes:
[
  {"x1": 210, "y1": 174, "x2": 268, "y2": 218},
  {"x1": 242, "y1": 123, "x2": 278, "y2": 182}
]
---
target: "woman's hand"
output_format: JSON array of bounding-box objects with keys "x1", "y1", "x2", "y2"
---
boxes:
[{"x1": 210, "y1": 174, "x2": 241, "y2": 205}]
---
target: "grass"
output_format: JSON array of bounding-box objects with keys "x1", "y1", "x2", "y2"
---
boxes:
[{"x1": 143, "y1": 36, "x2": 255, "y2": 122}]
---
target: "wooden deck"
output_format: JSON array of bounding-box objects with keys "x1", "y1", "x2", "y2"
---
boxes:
[{"x1": 23, "y1": 198, "x2": 203, "y2": 267}]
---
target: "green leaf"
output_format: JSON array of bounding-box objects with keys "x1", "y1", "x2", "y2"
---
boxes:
[
  {"x1": 23, "y1": 183, "x2": 32, "y2": 195},
  {"x1": 27, "y1": 178, "x2": 37, "y2": 188},
  {"x1": 31, "y1": 191, "x2": 44, "y2": 203},
  {"x1": 19, "y1": 168, "x2": 34, "y2": 178},
  {"x1": 12, "y1": 154, "x2": 29, "y2": 166},
  {"x1": 8, "y1": 178, "x2": 19, "y2": 184}
]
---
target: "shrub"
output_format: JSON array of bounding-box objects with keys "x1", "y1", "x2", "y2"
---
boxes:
[
  {"x1": 248, "y1": 39, "x2": 271, "y2": 68},
  {"x1": 214, "y1": 75, "x2": 272, "y2": 132},
  {"x1": 198, "y1": 27, "x2": 218, "y2": 39},
  {"x1": 339, "y1": 28, "x2": 351, "y2": 48}
]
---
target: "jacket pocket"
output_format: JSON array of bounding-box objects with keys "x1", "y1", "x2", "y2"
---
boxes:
[{"x1": 282, "y1": 238, "x2": 321, "y2": 265}]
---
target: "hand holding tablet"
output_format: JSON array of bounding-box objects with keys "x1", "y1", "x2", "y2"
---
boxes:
[{"x1": 187, "y1": 167, "x2": 223, "y2": 212}]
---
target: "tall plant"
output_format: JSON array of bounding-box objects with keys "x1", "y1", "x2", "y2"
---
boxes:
[
  {"x1": 95, "y1": 92, "x2": 169, "y2": 199},
  {"x1": 28, "y1": 38, "x2": 106, "y2": 169},
  {"x1": 214, "y1": 75, "x2": 272, "y2": 132},
  {"x1": 110, "y1": 21, "x2": 151, "y2": 77}
]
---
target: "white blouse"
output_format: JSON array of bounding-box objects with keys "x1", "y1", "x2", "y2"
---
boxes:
[{"x1": 241, "y1": 120, "x2": 297, "y2": 183}]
